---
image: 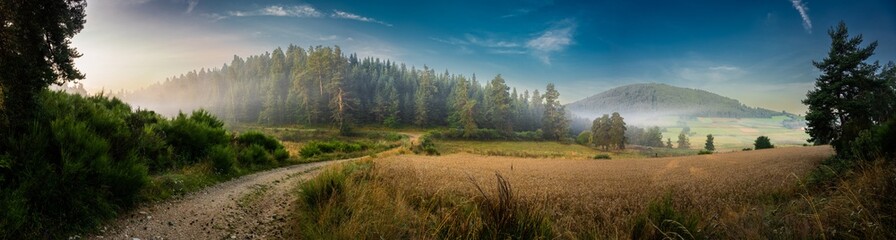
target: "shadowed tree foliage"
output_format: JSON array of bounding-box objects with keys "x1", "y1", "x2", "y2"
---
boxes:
[
  {"x1": 0, "y1": 0, "x2": 86, "y2": 134},
  {"x1": 803, "y1": 21, "x2": 895, "y2": 155}
]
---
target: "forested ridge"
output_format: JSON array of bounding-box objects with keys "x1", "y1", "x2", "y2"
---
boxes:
[
  {"x1": 121, "y1": 45, "x2": 571, "y2": 136},
  {"x1": 566, "y1": 83, "x2": 786, "y2": 119}
]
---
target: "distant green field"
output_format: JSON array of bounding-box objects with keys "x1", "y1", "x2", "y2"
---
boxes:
[
  {"x1": 434, "y1": 140, "x2": 646, "y2": 159},
  {"x1": 659, "y1": 117, "x2": 808, "y2": 151}
]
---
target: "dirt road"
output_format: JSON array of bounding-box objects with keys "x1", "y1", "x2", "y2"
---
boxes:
[
  {"x1": 91, "y1": 133, "x2": 419, "y2": 240},
  {"x1": 90, "y1": 160, "x2": 343, "y2": 239}
]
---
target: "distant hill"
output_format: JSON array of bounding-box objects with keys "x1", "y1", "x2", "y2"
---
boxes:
[{"x1": 565, "y1": 83, "x2": 784, "y2": 120}]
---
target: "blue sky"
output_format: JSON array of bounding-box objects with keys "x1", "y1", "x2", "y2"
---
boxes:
[{"x1": 72, "y1": 0, "x2": 896, "y2": 113}]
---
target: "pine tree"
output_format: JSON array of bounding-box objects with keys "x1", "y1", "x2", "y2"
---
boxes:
[
  {"x1": 803, "y1": 21, "x2": 885, "y2": 154},
  {"x1": 705, "y1": 134, "x2": 715, "y2": 151},
  {"x1": 666, "y1": 138, "x2": 673, "y2": 148},
  {"x1": 487, "y1": 74, "x2": 513, "y2": 135},
  {"x1": 677, "y1": 132, "x2": 690, "y2": 149},
  {"x1": 542, "y1": 83, "x2": 568, "y2": 140},
  {"x1": 328, "y1": 53, "x2": 354, "y2": 135},
  {"x1": 449, "y1": 76, "x2": 478, "y2": 136},
  {"x1": 415, "y1": 66, "x2": 436, "y2": 126}
]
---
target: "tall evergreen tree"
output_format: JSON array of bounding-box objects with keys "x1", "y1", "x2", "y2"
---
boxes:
[
  {"x1": 803, "y1": 21, "x2": 884, "y2": 154},
  {"x1": 542, "y1": 83, "x2": 569, "y2": 140},
  {"x1": 451, "y1": 77, "x2": 478, "y2": 136},
  {"x1": 415, "y1": 66, "x2": 436, "y2": 126},
  {"x1": 677, "y1": 132, "x2": 690, "y2": 149},
  {"x1": 705, "y1": 134, "x2": 715, "y2": 151},
  {"x1": 487, "y1": 74, "x2": 513, "y2": 134}
]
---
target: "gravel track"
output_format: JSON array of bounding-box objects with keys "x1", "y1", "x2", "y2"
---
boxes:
[
  {"x1": 90, "y1": 133, "x2": 420, "y2": 240},
  {"x1": 90, "y1": 159, "x2": 349, "y2": 240}
]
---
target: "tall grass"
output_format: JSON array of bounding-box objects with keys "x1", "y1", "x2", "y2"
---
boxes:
[{"x1": 290, "y1": 161, "x2": 553, "y2": 239}]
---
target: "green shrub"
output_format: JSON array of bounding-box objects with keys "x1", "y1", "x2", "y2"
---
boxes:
[
  {"x1": 273, "y1": 148, "x2": 290, "y2": 162},
  {"x1": 156, "y1": 110, "x2": 229, "y2": 164},
  {"x1": 742, "y1": 148, "x2": 752, "y2": 151},
  {"x1": 239, "y1": 144, "x2": 275, "y2": 167},
  {"x1": 0, "y1": 91, "x2": 286, "y2": 239},
  {"x1": 697, "y1": 150, "x2": 713, "y2": 155},
  {"x1": 427, "y1": 129, "x2": 544, "y2": 141},
  {"x1": 850, "y1": 118, "x2": 896, "y2": 161},
  {"x1": 0, "y1": 91, "x2": 149, "y2": 238},
  {"x1": 576, "y1": 131, "x2": 591, "y2": 145},
  {"x1": 412, "y1": 136, "x2": 440, "y2": 155},
  {"x1": 237, "y1": 131, "x2": 283, "y2": 152},
  {"x1": 754, "y1": 136, "x2": 774, "y2": 150},
  {"x1": 593, "y1": 154, "x2": 611, "y2": 160},
  {"x1": 300, "y1": 141, "x2": 365, "y2": 158},
  {"x1": 208, "y1": 145, "x2": 237, "y2": 175}
]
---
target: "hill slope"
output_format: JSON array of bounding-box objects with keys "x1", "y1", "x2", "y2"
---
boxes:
[{"x1": 565, "y1": 83, "x2": 783, "y2": 119}]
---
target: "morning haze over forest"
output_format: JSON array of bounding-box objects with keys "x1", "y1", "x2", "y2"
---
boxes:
[
  {"x1": 2, "y1": 0, "x2": 896, "y2": 239},
  {"x1": 71, "y1": 0, "x2": 894, "y2": 114}
]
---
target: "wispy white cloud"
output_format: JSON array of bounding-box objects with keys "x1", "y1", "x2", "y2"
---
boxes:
[
  {"x1": 526, "y1": 19, "x2": 576, "y2": 64},
  {"x1": 790, "y1": 0, "x2": 812, "y2": 33},
  {"x1": 318, "y1": 35, "x2": 339, "y2": 41},
  {"x1": 186, "y1": 0, "x2": 198, "y2": 13},
  {"x1": 229, "y1": 5, "x2": 322, "y2": 18},
  {"x1": 201, "y1": 13, "x2": 226, "y2": 21},
  {"x1": 465, "y1": 34, "x2": 519, "y2": 48},
  {"x1": 331, "y1": 10, "x2": 392, "y2": 27}
]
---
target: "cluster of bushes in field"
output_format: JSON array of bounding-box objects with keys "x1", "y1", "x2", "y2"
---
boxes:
[
  {"x1": 298, "y1": 135, "x2": 403, "y2": 161},
  {"x1": 426, "y1": 129, "x2": 544, "y2": 141},
  {"x1": 0, "y1": 91, "x2": 288, "y2": 238}
]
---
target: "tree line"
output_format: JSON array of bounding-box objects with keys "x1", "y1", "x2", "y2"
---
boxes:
[{"x1": 121, "y1": 45, "x2": 570, "y2": 138}]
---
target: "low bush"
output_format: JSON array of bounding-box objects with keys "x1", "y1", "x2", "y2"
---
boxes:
[
  {"x1": 593, "y1": 154, "x2": 612, "y2": 160},
  {"x1": 412, "y1": 135, "x2": 440, "y2": 155},
  {"x1": 754, "y1": 136, "x2": 774, "y2": 150},
  {"x1": 299, "y1": 140, "x2": 369, "y2": 159},
  {"x1": 576, "y1": 131, "x2": 591, "y2": 145},
  {"x1": 698, "y1": 150, "x2": 713, "y2": 155},
  {"x1": 208, "y1": 145, "x2": 237, "y2": 175},
  {"x1": 0, "y1": 91, "x2": 288, "y2": 239},
  {"x1": 850, "y1": 118, "x2": 896, "y2": 161},
  {"x1": 427, "y1": 129, "x2": 544, "y2": 141}
]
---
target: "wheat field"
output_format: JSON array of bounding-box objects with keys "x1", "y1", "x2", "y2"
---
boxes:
[{"x1": 376, "y1": 145, "x2": 834, "y2": 236}]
